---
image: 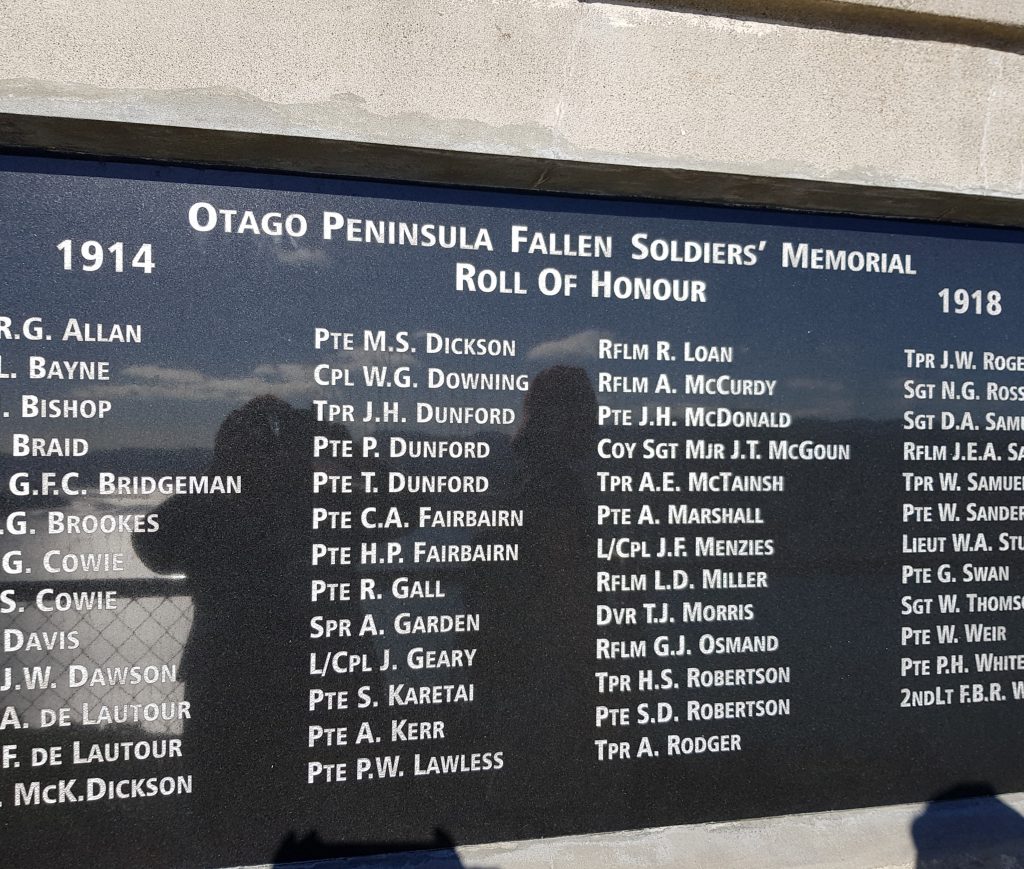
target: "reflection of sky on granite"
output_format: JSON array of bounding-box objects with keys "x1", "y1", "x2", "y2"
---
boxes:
[
  {"x1": 15, "y1": 495, "x2": 175, "y2": 580},
  {"x1": 1, "y1": 154, "x2": 1021, "y2": 453},
  {"x1": 5, "y1": 493, "x2": 189, "y2": 733},
  {"x1": 7, "y1": 594, "x2": 191, "y2": 735}
]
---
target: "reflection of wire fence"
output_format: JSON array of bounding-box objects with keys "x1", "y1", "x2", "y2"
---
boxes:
[{"x1": 8, "y1": 581, "x2": 192, "y2": 735}]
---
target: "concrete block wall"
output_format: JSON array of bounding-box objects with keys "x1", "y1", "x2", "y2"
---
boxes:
[{"x1": 0, "y1": 0, "x2": 1021, "y2": 222}]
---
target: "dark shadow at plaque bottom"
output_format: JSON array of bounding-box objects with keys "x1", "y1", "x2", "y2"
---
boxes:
[
  {"x1": 913, "y1": 783, "x2": 1024, "y2": 868},
  {"x1": 272, "y1": 827, "x2": 493, "y2": 868}
]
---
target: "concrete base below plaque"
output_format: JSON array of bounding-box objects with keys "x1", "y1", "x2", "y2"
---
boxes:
[{"x1": 245, "y1": 793, "x2": 1024, "y2": 869}]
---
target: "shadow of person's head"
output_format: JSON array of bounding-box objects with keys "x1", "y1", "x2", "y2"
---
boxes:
[
  {"x1": 912, "y1": 782, "x2": 1024, "y2": 867},
  {"x1": 512, "y1": 365, "x2": 597, "y2": 469}
]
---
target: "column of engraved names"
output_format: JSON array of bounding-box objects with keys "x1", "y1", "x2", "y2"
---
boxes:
[
  {"x1": 900, "y1": 346, "x2": 1024, "y2": 710},
  {"x1": 0, "y1": 314, "x2": 191, "y2": 807},
  {"x1": 593, "y1": 337, "x2": 798, "y2": 765},
  {"x1": 307, "y1": 326, "x2": 512, "y2": 790}
]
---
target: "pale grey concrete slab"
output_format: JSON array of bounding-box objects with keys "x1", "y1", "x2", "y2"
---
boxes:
[
  {"x1": 0, "y1": 0, "x2": 1021, "y2": 208},
  {"x1": 230, "y1": 792, "x2": 1024, "y2": 868}
]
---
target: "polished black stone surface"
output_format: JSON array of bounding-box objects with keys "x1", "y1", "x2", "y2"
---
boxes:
[{"x1": 0, "y1": 155, "x2": 1022, "y2": 867}]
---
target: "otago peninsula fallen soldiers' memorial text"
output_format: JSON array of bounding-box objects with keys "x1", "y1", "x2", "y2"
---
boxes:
[{"x1": 0, "y1": 156, "x2": 1023, "y2": 867}]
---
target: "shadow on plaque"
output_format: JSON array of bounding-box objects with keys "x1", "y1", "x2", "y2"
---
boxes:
[
  {"x1": 467, "y1": 364, "x2": 598, "y2": 828},
  {"x1": 912, "y1": 783, "x2": 1024, "y2": 868},
  {"x1": 133, "y1": 370, "x2": 596, "y2": 864},
  {"x1": 133, "y1": 394, "x2": 384, "y2": 859},
  {"x1": 272, "y1": 827, "x2": 493, "y2": 868}
]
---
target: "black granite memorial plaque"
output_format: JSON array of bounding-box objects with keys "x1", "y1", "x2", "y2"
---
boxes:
[{"x1": 0, "y1": 154, "x2": 1022, "y2": 867}]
